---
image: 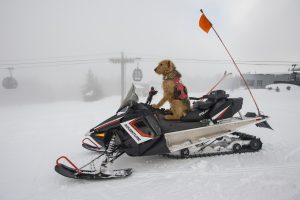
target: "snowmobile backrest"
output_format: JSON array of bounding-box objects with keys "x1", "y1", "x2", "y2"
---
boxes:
[
  {"x1": 203, "y1": 90, "x2": 229, "y2": 102},
  {"x1": 182, "y1": 97, "x2": 243, "y2": 122}
]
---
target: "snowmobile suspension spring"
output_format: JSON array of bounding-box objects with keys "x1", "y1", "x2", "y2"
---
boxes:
[{"x1": 106, "y1": 135, "x2": 116, "y2": 157}]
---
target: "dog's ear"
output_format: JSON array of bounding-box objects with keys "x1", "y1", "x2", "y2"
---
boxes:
[{"x1": 167, "y1": 60, "x2": 175, "y2": 72}]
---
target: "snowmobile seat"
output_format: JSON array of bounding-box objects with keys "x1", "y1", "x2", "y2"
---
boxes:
[
  {"x1": 181, "y1": 110, "x2": 209, "y2": 122},
  {"x1": 192, "y1": 100, "x2": 215, "y2": 110},
  {"x1": 192, "y1": 90, "x2": 229, "y2": 111}
]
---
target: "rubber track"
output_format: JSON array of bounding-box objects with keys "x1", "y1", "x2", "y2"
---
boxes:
[
  {"x1": 163, "y1": 132, "x2": 262, "y2": 159},
  {"x1": 163, "y1": 148, "x2": 261, "y2": 159}
]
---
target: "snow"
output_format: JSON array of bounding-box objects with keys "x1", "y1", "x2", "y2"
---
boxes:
[{"x1": 1, "y1": 89, "x2": 300, "y2": 200}]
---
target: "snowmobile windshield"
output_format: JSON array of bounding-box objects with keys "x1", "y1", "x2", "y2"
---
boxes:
[{"x1": 117, "y1": 84, "x2": 139, "y2": 113}]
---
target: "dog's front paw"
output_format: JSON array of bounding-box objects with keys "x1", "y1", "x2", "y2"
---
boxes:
[
  {"x1": 164, "y1": 115, "x2": 176, "y2": 120},
  {"x1": 151, "y1": 104, "x2": 159, "y2": 109},
  {"x1": 164, "y1": 114, "x2": 179, "y2": 120}
]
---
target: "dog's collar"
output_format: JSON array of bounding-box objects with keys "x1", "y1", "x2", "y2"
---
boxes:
[{"x1": 163, "y1": 71, "x2": 180, "y2": 80}]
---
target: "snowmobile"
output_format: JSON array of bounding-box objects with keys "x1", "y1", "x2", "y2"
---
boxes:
[{"x1": 55, "y1": 85, "x2": 272, "y2": 180}]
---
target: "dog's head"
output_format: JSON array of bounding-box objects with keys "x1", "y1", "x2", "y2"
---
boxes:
[{"x1": 154, "y1": 60, "x2": 176, "y2": 76}]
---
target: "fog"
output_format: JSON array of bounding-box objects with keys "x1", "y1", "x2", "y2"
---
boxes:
[{"x1": 0, "y1": 0, "x2": 299, "y2": 105}]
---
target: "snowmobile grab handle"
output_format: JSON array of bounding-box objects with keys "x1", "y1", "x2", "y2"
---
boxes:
[
  {"x1": 82, "y1": 137, "x2": 99, "y2": 148},
  {"x1": 56, "y1": 156, "x2": 82, "y2": 174},
  {"x1": 189, "y1": 97, "x2": 201, "y2": 100},
  {"x1": 189, "y1": 96, "x2": 207, "y2": 100}
]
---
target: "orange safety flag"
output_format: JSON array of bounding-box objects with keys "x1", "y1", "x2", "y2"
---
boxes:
[{"x1": 199, "y1": 14, "x2": 212, "y2": 33}]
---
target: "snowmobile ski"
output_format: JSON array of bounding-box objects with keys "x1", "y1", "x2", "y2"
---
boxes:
[
  {"x1": 55, "y1": 163, "x2": 132, "y2": 180},
  {"x1": 55, "y1": 155, "x2": 132, "y2": 180}
]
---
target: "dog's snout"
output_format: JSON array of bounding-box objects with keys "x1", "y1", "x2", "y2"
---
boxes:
[{"x1": 154, "y1": 67, "x2": 158, "y2": 72}]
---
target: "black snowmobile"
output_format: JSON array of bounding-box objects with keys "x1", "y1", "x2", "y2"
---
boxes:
[{"x1": 55, "y1": 85, "x2": 271, "y2": 180}]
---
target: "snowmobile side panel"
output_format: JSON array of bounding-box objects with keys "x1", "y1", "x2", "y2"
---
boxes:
[
  {"x1": 116, "y1": 113, "x2": 170, "y2": 156},
  {"x1": 120, "y1": 133, "x2": 170, "y2": 156},
  {"x1": 208, "y1": 98, "x2": 243, "y2": 121},
  {"x1": 121, "y1": 118, "x2": 155, "y2": 144},
  {"x1": 141, "y1": 136, "x2": 170, "y2": 156}
]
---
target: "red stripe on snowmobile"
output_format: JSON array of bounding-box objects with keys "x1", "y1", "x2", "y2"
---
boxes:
[
  {"x1": 129, "y1": 119, "x2": 155, "y2": 138},
  {"x1": 95, "y1": 118, "x2": 121, "y2": 131},
  {"x1": 255, "y1": 117, "x2": 263, "y2": 121},
  {"x1": 56, "y1": 156, "x2": 81, "y2": 174},
  {"x1": 213, "y1": 106, "x2": 230, "y2": 121}
]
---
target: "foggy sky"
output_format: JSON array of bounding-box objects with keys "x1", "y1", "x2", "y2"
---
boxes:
[{"x1": 0, "y1": 0, "x2": 299, "y2": 104}]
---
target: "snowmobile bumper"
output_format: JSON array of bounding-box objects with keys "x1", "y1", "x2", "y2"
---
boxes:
[{"x1": 55, "y1": 163, "x2": 132, "y2": 180}]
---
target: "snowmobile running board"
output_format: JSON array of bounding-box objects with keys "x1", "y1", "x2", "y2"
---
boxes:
[{"x1": 164, "y1": 115, "x2": 269, "y2": 153}]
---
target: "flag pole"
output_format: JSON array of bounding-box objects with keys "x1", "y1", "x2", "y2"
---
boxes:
[
  {"x1": 206, "y1": 71, "x2": 231, "y2": 95},
  {"x1": 200, "y1": 9, "x2": 261, "y2": 115}
]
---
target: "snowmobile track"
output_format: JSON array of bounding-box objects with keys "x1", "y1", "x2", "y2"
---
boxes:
[
  {"x1": 163, "y1": 147, "x2": 261, "y2": 159},
  {"x1": 164, "y1": 132, "x2": 262, "y2": 159}
]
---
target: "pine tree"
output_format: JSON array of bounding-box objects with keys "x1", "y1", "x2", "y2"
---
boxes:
[{"x1": 82, "y1": 70, "x2": 102, "y2": 101}]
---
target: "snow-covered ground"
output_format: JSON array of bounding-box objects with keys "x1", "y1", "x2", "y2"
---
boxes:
[{"x1": 1, "y1": 88, "x2": 300, "y2": 200}]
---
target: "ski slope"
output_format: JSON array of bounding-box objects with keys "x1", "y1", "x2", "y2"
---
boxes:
[{"x1": 1, "y1": 88, "x2": 300, "y2": 200}]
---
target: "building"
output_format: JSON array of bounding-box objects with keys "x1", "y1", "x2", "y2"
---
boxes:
[{"x1": 241, "y1": 73, "x2": 293, "y2": 88}]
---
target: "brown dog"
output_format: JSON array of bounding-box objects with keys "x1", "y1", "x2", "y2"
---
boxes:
[{"x1": 152, "y1": 60, "x2": 191, "y2": 120}]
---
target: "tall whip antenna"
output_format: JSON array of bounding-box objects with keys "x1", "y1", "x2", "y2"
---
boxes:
[{"x1": 199, "y1": 9, "x2": 261, "y2": 115}]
